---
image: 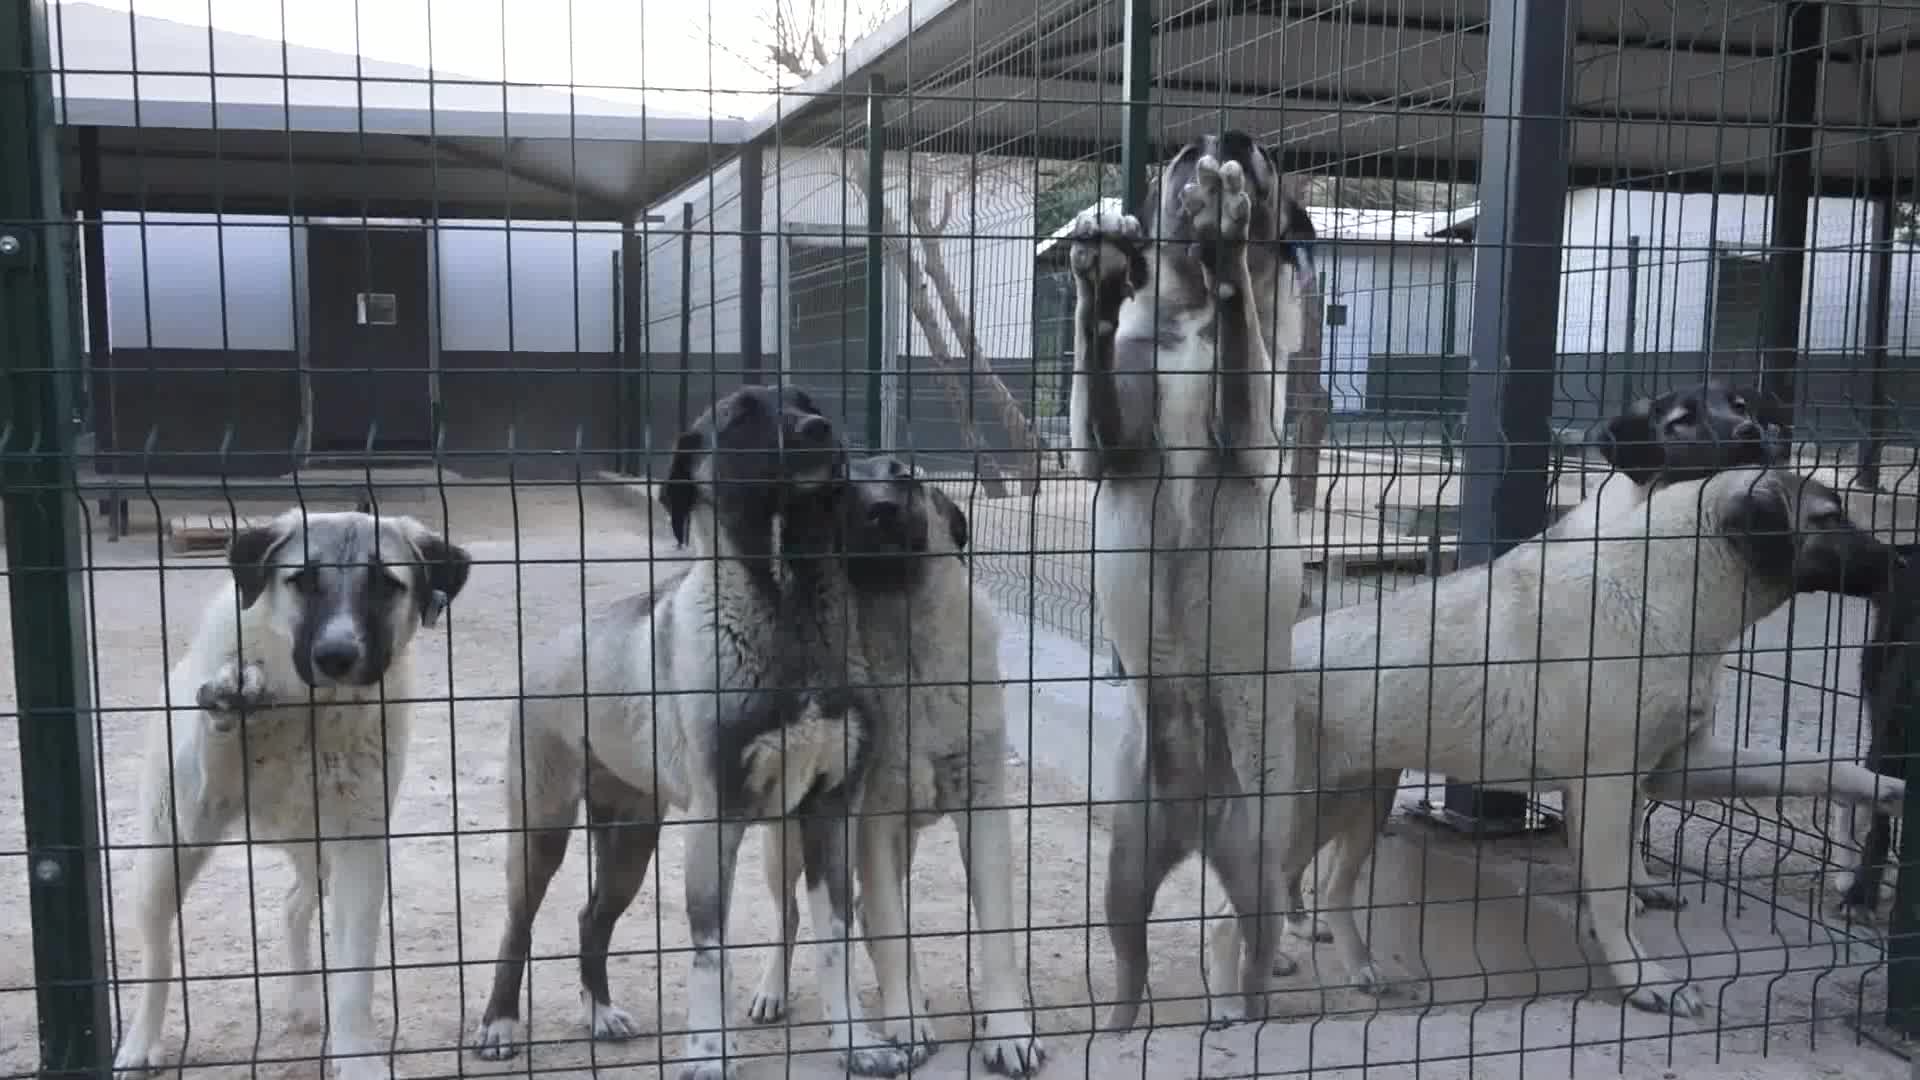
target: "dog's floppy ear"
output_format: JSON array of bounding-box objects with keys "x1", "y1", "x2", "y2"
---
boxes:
[
  {"x1": 396, "y1": 520, "x2": 472, "y2": 628},
  {"x1": 926, "y1": 485, "x2": 969, "y2": 555},
  {"x1": 228, "y1": 521, "x2": 290, "y2": 609},
  {"x1": 661, "y1": 429, "x2": 705, "y2": 546},
  {"x1": 1595, "y1": 395, "x2": 1665, "y2": 485}
]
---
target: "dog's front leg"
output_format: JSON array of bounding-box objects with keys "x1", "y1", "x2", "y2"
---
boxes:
[
  {"x1": 951, "y1": 801, "x2": 1046, "y2": 1075},
  {"x1": 319, "y1": 837, "x2": 392, "y2": 1080},
  {"x1": 680, "y1": 814, "x2": 747, "y2": 1080},
  {"x1": 802, "y1": 788, "x2": 911, "y2": 1077},
  {"x1": 1564, "y1": 773, "x2": 1703, "y2": 1018},
  {"x1": 855, "y1": 809, "x2": 935, "y2": 1070},
  {"x1": 113, "y1": 762, "x2": 231, "y2": 1075},
  {"x1": 1626, "y1": 785, "x2": 1688, "y2": 914},
  {"x1": 1179, "y1": 154, "x2": 1262, "y2": 452}
]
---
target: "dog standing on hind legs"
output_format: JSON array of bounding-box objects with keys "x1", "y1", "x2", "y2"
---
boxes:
[
  {"x1": 1066, "y1": 130, "x2": 1320, "y2": 1030},
  {"x1": 112, "y1": 509, "x2": 471, "y2": 1080}
]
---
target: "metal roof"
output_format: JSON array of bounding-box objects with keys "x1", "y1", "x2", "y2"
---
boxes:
[
  {"x1": 636, "y1": 0, "x2": 1920, "y2": 208},
  {"x1": 49, "y1": 1, "x2": 747, "y2": 220}
]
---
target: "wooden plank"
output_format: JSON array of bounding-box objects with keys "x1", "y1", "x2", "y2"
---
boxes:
[{"x1": 165, "y1": 513, "x2": 271, "y2": 555}]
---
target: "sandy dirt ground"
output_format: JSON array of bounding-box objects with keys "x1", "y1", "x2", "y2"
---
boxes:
[{"x1": 0, "y1": 478, "x2": 1910, "y2": 1080}]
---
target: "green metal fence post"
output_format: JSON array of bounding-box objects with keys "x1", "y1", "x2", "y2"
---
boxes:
[
  {"x1": 1887, "y1": 659, "x2": 1920, "y2": 1034},
  {"x1": 864, "y1": 74, "x2": 887, "y2": 451},
  {"x1": 1120, "y1": 0, "x2": 1154, "y2": 214},
  {"x1": 1, "y1": 2, "x2": 112, "y2": 1077}
]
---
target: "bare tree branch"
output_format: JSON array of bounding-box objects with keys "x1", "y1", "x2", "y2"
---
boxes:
[
  {"x1": 835, "y1": 156, "x2": 1011, "y2": 496},
  {"x1": 907, "y1": 181, "x2": 1045, "y2": 494},
  {"x1": 696, "y1": 0, "x2": 896, "y2": 83}
]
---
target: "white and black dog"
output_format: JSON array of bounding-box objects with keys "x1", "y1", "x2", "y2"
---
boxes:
[
  {"x1": 749, "y1": 454, "x2": 1045, "y2": 1075},
  {"x1": 1209, "y1": 465, "x2": 1904, "y2": 1017},
  {"x1": 469, "y1": 384, "x2": 901, "y2": 1080},
  {"x1": 1241, "y1": 381, "x2": 1795, "y2": 959},
  {"x1": 114, "y1": 509, "x2": 471, "y2": 1080},
  {"x1": 1066, "y1": 130, "x2": 1320, "y2": 1027}
]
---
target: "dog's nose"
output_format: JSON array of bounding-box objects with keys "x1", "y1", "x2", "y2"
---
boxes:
[
  {"x1": 866, "y1": 499, "x2": 902, "y2": 526},
  {"x1": 312, "y1": 640, "x2": 362, "y2": 680},
  {"x1": 792, "y1": 414, "x2": 833, "y2": 446},
  {"x1": 1733, "y1": 418, "x2": 1761, "y2": 440}
]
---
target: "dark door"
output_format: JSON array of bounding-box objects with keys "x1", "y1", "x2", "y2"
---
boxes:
[
  {"x1": 306, "y1": 226, "x2": 433, "y2": 453},
  {"x1": 786, "y1": 241, "x2": 882, "y2": 450}
]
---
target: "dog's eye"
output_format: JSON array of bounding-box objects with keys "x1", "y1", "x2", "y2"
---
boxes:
[
  {"x1": 1731, "y1": 397, "x2": 1749, "y2": 414},
  {"x1": 286, "y1": 567, "x2": 319, "y2": 594},
  {"x1": 372, "y1": 571, "x2": 407, "y2": 599}
]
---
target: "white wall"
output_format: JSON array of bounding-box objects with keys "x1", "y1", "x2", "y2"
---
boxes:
[
  {"x1": 433, "y1": 221, "x2": 622, "y2": 352},
  {"x1": 98, "y1": 210, "x2": 623, "y2": 352},
  {"x1": 1318, "y1": 242, "x2": 1468, "y2": 411},
  {"x1": 643, "y1": 148, "x2": 1038, "y2": 363},
  {"x1": 102, "y1": 210, "x2": 298, "y2": 350},
  {"x1": 1557, "y1": 188, "x2": 1919, "y2": 356}
]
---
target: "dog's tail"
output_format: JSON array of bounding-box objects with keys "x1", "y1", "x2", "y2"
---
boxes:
[{"x1": 738, "y1": 700, "x2": 866, "y2": 816}]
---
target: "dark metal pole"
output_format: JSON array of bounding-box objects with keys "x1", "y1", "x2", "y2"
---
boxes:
[
  {"x1": 611, "y1": 246, "x2": 626, "y2": 471},
  {"x1": 1623, "y1": 234, "x2": 1641, "y2": 414},
  {"x1": 865, "y1": 75, "x2": 886, "y2": 451},
  {"x1": 1120, "y1": 0, "x2": 1154, "y2": 214},
  {"x1": 78, "y1": 126, "x2": 109, "y2": 448},
  {"x1": 1, "y1": 2, "x2": 112, "y2": 1076},
  {"x1": 1855, "y1": 195, "x2": 1894, "y2": 491},
  {"x1": 618, "y1": 223, "x2": 642, "y2": 475},
  {"x1": 1758, "y1": 1, "x2": 1824, "y2": 431},
  {"x1": 1442, "y1": 0, "x2": 1570, "y2": 834},
  {"x1": 739, "y1": 143, "x2": 764, "y2": 382},
  {"x1": 678, "y1": 201, "x2": 693, "y2": 433}
]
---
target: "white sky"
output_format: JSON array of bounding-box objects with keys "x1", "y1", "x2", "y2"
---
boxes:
[{"x1": 63, "y1": 0, "x2": 827, "y2": 119}]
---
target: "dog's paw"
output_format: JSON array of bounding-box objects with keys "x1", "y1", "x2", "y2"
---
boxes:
[
  {"x1": 1269, "y1": 947, "x2": 1301, "y2": 978},
  {"x1": 471, "y1": 1017, "x2": 521, "y2": 1061},
  {"x1": 842, "y1": 1034, "x2": 919, "y2": 1078},
  {"x1": 112, "y1": 1038, "x2": 165, "y2": 1076},
  {"x1": 1625, "y1": 981, "x2": 1705, "y2": 1019},
  {"x1": 746, "y1": 982, "x2": 787, "y2": 1023},
  {"x1": 588, "y1": 1000, "x2": 642, "y2": 1041},
  {"x1": 1068, "y1": 208, "x2": 1144, "y2": 284},
  {"x1": 976, "y1": 1010, "x2": 1045, "y2": 1076},
  {"x1": 1632, "y1": 882, "x2": 1689, "y2": 914},
  {"x1": 1205, "y1": 993, "x2": 1248, "y2": 1031},
  {"x1": 1285, "y1": 912, "x2": 1334, "y2": 945},
  {"x1": 197, "y1": 659, "x2": 267, "y2": 729},
  {"x1": 875, "y1": 1017, "x2": 937, "y2": 1071},
  {"x1": 1182, "y1": 155, "x2": 1253, "y2": 266},
  {"x1": 1353, "y1": 963, "x2": 1417, "y2": 1000},
  {"x1": 328, "y1": 1051, "x2": 391, "y2": 1080}
]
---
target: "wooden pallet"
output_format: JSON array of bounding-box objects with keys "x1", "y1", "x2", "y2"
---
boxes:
[{"x1": 166, "y1": 513, "x2": 270, "y2": 556}]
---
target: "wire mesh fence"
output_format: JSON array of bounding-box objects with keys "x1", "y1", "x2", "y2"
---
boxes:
[{"x1": 8, "y1": 0, "x2": 1920, "y2": 1078}]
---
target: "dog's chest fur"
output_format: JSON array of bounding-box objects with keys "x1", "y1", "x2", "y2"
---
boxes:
[
  {"x1": 161, "y1": 669, "x2": 415, "y2": 842},
  {"x1": 662, "y1": 547, "x2": 873, "y2": 813},
  {"x1": 853, "y1": 564, "x2": 1003, "y2": 817}
]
